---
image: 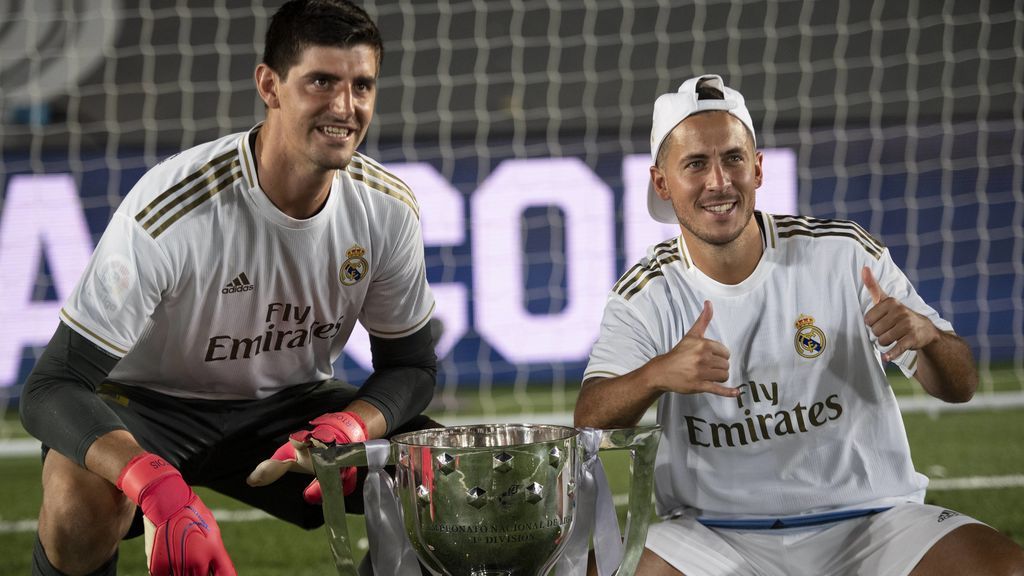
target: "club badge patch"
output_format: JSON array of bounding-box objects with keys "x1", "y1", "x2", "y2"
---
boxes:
[
  {"x1": 339, "y1": 244, "x2": 368, "y2": 286},
  {"x1": 794, "y1": 314, "x2": 826, "y2": 358}
]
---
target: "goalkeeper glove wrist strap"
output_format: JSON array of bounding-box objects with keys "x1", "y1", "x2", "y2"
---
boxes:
[
  {"x1": 309, "y1": 411, "x2": 368, "y2": 442},
  {"x1": 117, "y1": 452, "x2": 190, "y2": 523}
]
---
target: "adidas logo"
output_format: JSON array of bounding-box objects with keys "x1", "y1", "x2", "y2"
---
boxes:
[
  {"x1": 936, "y1": 509, "x2": 960, "y2": 523},
  {"x1": 222, "y1": 272, "x2": 255, "y2": 294}
]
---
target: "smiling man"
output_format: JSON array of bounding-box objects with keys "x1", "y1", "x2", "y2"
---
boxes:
[
  {"x1": 21, "y1": 2, "x2": 439, "y2": 575},
  {"x1": 575, "y1": 75, "x2": 1024, "y2": 575}
]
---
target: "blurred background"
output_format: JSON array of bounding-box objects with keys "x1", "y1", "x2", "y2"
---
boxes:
[
  {"x1": 1, "y1": 0, "x2": 1021, "y2": 572},
  {"x1": 2, "y1": 0, "x2": 1021, "y2": 415}
]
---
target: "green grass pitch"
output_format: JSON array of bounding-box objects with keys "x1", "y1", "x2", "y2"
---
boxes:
[{"x1": 1, "y1": 407, "x2": 1021, "y2": 574}]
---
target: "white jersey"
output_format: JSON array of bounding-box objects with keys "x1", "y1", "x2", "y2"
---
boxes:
[
  {"x1": 62, "y1": 124, "x2": 435, "y2": 400},
  {"x1": 585, "y1": 212, "x2": 952, "y2": 520}
]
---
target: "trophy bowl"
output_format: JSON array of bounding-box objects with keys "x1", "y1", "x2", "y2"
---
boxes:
[
  {"x1": 390, "y1": 424, "x2": 578, "y2": 576},
  {"x1": 310, "y1": 424, "x2": 661, "y2": 576}
]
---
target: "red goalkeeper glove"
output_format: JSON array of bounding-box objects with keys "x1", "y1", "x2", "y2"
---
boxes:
[
  {"x1": 247, "y1": 411, "x2": 368, "y2": 503},
  {"x1": 117, "y1": 452, "x2": 236, "y2": 576}
]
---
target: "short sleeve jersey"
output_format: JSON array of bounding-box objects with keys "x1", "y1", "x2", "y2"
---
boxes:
[
  {"x1": 61, "y1": 124, "x2": 435, "y2": 400},
  {"x1": 584, "y1": 212, "x2": 953, "y2": 521}
]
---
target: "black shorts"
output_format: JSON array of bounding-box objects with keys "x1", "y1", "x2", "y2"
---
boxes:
[{"x1": 90, "y1": 380, "x2": 440, "y2": 536}]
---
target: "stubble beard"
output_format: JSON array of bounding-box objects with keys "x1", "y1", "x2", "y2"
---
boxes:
[
  {"x1": 309, "y1": 120, "x2": 366, "y2": 172},
  {"x1": 676, "y1": 200, "x2": 754, "y2": 248}
]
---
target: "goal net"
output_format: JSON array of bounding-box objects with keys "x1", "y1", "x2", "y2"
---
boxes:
[{"x1": 1, "y1": 0, "x2": 1021, "y2": 423}]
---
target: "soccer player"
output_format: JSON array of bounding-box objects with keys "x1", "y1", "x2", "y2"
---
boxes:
[
  {"x1": 20, "y1": 1, "x2": 439, "y2": 574},
  {"x1": 575, "y1": 74, "x2": 1024, "y2": 575}
]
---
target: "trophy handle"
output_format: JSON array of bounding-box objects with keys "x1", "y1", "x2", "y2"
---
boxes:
[
  {"x1": 310, "y1": 440, "x2": 372, "y2": 576},
  {"x1": 598, "y1": 426, "x2": 662, "y2": 576}
]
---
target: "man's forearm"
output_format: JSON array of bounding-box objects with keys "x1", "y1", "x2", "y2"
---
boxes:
[
  {"x1": 574, "y1": 368, "x2": 662, "y2": 430},
  {"x1": 357, "y1": 365, "x2": 435, "y2": 435},
  {"x1": 84, "y1": 429, "x2": 147, "y2": 484},
  {"x1": 914, "y1": 331, "x2": 978, "y2": 403}
]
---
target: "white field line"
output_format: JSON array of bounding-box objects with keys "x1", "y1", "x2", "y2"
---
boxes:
[
  {"x1": 1, "y1": 476, "x2": 1022, "y2": 535},
  {"x1": 0, "y1": 438, "x2": 41, "y2": 458},
  {"x1": 0, "y1": 506, "x2": 371, "y2": 551},
  {"x1": 0, "y1": 508, "x2": 272, "y2": 535},
  {"x1": 928, "y1": 474, "x2": 1024, "y2": 490}
]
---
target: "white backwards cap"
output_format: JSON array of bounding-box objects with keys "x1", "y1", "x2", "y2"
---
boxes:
[{"x1": 647, "y1": 74, "x2": 756, "y2": 224}]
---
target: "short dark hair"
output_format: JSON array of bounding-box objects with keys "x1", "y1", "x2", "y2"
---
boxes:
[
  {"x1": 655, "y1": 78, "x2": 736, "y2": 168},
  {"x1": 694, "y1": 77, "x2": 725, "y2": 101},
  {"x1": 262, "y1": 0, "x2": 383, "y2": 79}
]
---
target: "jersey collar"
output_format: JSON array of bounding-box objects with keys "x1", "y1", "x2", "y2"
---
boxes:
[
  {"x1": 676, "y1": 210, "x2": 780, "y2": 296},
  {"x1": 238, "y1": 122, "x2": 262, "y2": 190},
  {"x1": 237, "y1": 122, "x2": 339, "y2": 230},
  {"x1": 755, "y1": 210, "x2": 779, "y2": 252}
]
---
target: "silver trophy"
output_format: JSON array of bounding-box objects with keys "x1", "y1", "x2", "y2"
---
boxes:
[{"x1": 310, "y1": 423, "x2": 661, "y2": 576}]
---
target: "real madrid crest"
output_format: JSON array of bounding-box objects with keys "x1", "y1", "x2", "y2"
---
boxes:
[
  {"x1": 340, "y1": 244, "x2": 368, "y2": 286},
  {"x1": 794, "y1": 314, "x2": 826, "y2": 358}
]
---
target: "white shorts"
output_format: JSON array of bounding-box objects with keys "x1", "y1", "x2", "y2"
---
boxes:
[{"x1": 646, "y1": 504, "x2": 982, "y2": 576}]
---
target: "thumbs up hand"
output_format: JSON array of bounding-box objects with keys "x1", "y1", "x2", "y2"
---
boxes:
[
  {"x1": 862, "y1": 266, "x2": 940, "y2": 363},
  {"x1": 651, "y1": 300, "x2": 738, "y2": 398}
]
